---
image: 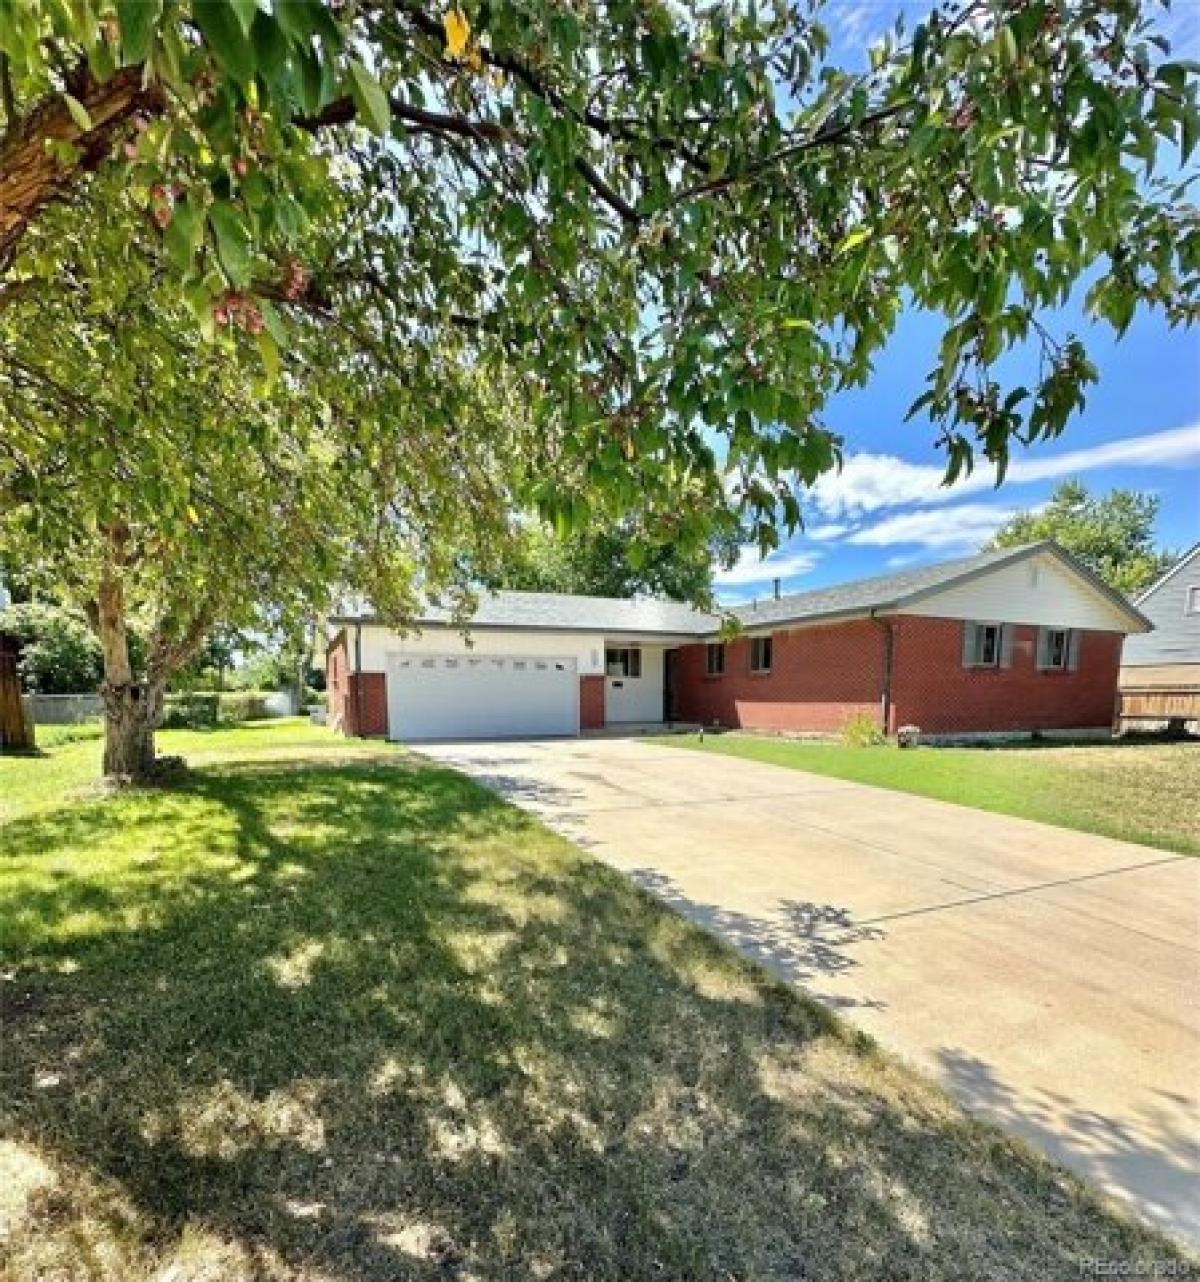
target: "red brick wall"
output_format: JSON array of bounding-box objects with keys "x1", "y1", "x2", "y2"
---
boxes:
[
  {"x1": 675, "y1": 619, "x2": 886, "y2": 732},
  {"x1": 674, "y1": 615, "x2": 1124, "y2": 735},
  {"x1": 889, "y1": 617, "x2": 1122, "y2": 733},
  {"x1": 579, "y1": 674, "x2": 605, "y2": 730},
  {"x1": 325, "y1": 632, "x2": 389, "y2": 737},
  {"x1": 346, "y1": 672, "x2": 388, "y2": 737}
]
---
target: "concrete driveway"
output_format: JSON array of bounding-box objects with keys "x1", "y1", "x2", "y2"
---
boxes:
[{"x1": 424, "y1": 736, "x2": 1200, "y2": 1246}]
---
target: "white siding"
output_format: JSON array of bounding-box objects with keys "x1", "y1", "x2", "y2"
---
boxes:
[
  {"x1": 1122, "y1": 546, "x2": 1200, "y2": 667},
  {"x1": 352, "y1": 623, "x2": 606, "y2": 674},
  {"x1": 606, "y1": 645, "x2": 665, "y2": 722},
  {"x1": 898, "y1": 551, "x2": 1136, "y2": 631}
]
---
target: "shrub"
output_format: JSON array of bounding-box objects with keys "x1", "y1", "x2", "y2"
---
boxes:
[
  {"x1": 217, "y1": 692, "x2": 272, "y2": 723},
  {"x1": 161, "y1": 692, "x2": 220, "y2": 729},
  {"x1": 841, "y1": 711, "x2": 887, "y2": 748},
  {"x1": 160, "y1": 691, "x2": 284, "y2": 728}
]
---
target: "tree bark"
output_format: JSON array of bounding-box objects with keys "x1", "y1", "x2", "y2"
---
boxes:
[
  {"x1": 93, "y1": 540, "x2": 162, "y2": 780},
  {"x1": 0, "y1": 63, "x2": 163, "y2": 266}
]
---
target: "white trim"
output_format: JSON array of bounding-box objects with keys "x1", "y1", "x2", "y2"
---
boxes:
[{"x1": 1134, "y1": 542, "x2": 1200, "y2": 605}]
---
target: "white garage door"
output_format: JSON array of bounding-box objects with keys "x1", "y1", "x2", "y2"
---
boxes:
[{"x1": 387, "y1": 654, "x2": 579, "y2": 741}]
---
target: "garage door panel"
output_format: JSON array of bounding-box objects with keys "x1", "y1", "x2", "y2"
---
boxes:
[{"x1": 388, "y1": 655, "x2": 578, "y2": 740}]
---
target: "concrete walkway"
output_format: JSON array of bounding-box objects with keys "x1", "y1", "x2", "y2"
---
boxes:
[{"x1": 424, "y1": 736, "x2": 1200, "y2": 1247}]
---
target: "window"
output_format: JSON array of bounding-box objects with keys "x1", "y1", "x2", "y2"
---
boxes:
[
  {"x1": 750, "y1": 635, "x2": 773, "y2": 673},
  {"x1": 605, "y1": 647, "x2": 642, "y2": 678},
  {"x1": 1188, "y1": 585, "x2": 1200, "y2": 615},
  {"x1": 1036, "y1": 626, "x2": 1078, "y2": 671},
  {"x1": 705, "y1": 643, "x2": 725, "y2": 677},
  {"x1": 1037, "y1": 627, "x2": 1069, "y2": 671},
  {"x1": 963, "y1": 621, "x2": 1002, "y2": 667}
]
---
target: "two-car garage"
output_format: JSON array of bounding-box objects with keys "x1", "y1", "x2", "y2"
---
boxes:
[{"x1": 386, "y1": 653, "x2": 579, "y2": 740}]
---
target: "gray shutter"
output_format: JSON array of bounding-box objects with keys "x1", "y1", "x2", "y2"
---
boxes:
[
  {"x1": 1035, "y1": 627, "x2": 1048, "y2": 670},
  {"x1": 999, "y1": 624, "x2": 1015, "y2": 668},
  {"x1": 961, "y1": 622, "x2": 977, "y2": 668},
  {"x1": 1067, "y1": 629, "x2": 1081, "y2": 671}
]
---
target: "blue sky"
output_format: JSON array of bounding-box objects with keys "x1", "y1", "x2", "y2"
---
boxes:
[{"x1": 716, "y1": 0, "x2": 1200, "y2": 601}]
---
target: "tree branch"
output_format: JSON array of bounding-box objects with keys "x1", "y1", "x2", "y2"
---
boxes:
[{"x1": 0, "y1": 61, "x2": 163, "y2": 266}]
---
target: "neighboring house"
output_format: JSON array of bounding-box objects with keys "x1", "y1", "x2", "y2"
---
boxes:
[
  {"x1": 327, "y1": 541, "x2": 1150, "y2": 742},
  {"x1": 1118, "y1": 543, "x2": 1200, "y2": 731}
]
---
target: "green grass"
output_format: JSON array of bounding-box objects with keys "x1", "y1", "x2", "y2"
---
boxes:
[
  {"x1": 654, "y1": 734, "x2": 1200, "y2": 855},
  {"x1": 1, "y1": 722, "x2": 1187, "y2": 1279}
]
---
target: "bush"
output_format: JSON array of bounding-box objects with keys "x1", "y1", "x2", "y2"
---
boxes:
[
  {"x1": 217, "y1": 692, "x2": 272, "y2": 723},
  {"x1": 161, "y1": 692, "x2": 220, "y2": 729},
  {"x1": 160, "y1": 691, "x2": 280, "y2": 729},
  {"x1": 841, "y1": 711, "x2": 887, "y2": 748}
]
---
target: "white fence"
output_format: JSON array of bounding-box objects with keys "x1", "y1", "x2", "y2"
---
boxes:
[
  {"x1": 22, "y1": 693, "x2": 103, "y2": 724},
  {"x1": 22, "y1": 689, "x2": 299, "y2": 724}
]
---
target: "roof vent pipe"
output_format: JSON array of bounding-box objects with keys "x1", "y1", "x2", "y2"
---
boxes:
[{"x1": 773, "y1": 577, "x2": 781, "y2": 601}]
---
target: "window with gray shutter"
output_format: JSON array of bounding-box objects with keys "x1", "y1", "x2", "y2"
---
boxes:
[
  {"x1": 1037, "y1": 627, "x2": 1070, "y2": 670},
  {"x1": 963, "y1": 622, "x2": 1002, "y2": 667}
]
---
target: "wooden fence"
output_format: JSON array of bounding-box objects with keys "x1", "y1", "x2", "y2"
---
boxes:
[{"x1": 1117, "y1": 685, "x2": 1200, "y2": 730}]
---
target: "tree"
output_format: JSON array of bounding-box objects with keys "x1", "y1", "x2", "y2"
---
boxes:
[
  {"x1": 988, "y1": 480, "x2": 1174, "y2": 596},
  {"x1": 0, "y1": 218, "x2": 537, "y2": 774},
  {"x1": 489, "y1": 519, "x2": 742, "y2": 601},
  {"x1": 2, "y1": 1, "x2": 1198, "y2": 778}
]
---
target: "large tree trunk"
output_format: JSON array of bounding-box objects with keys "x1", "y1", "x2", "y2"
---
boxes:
[
  {"x1": 99, "y1": 680, "x2": 159, "y2": 778},
  {"x1": 94, "y1": 546, "x2": 162, "y2": 781}
]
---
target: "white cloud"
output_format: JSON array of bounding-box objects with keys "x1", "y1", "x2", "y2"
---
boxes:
[
  {"x1": 804, "y1": 521, "x2": 851, "y2": 541},
  {"x1": 846, "y1": 503, "x2": 1018, "y2": 549},
  {"x1": 715, "y1": 548, "x2": 821, "y2": 587},
  {"x1": 809, "y1": 423, "x2": 1200, "y2": 521}
]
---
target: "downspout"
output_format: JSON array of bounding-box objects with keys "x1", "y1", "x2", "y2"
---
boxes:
[
  {"x1": 870, "y1": 610, "x2": 895, "y2": 736},
  {"x1": 353, "y1": 620, "x2": 364, "y2": 739}
]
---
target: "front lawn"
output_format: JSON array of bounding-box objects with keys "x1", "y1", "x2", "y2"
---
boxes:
[
  {"x1": 1, "y1": 722, "x2": 1186, "y2": 1278},
  {"x1": 655, "y1": 734, "x2": 1200, "y2": 856}
]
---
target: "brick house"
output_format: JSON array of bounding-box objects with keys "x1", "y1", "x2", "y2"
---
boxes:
[{"x1": 327, "y1": 541, "x2": 1149, "y2": 742}]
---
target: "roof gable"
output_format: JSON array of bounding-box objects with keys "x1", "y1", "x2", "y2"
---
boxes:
[
  {"x1": 734, "y1": 542, "x2": 1149, "y2": 634},
  {"x1": 1134, "y1": 542, "x2": 1200, "y2": 605}
]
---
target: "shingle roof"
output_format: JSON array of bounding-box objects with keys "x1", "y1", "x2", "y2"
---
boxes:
[
  {"x1": 331, "y1": 541, "x2": 1149, "y2": 638},
  {"x1": 731, "y1": 545, "x2": 1039, "y2": 629},
  {"x1": 732, "y1": 541, "x2": 1149, "y2": 632},
  {"x1": 336, "y1": 591, "x2": 718, "y2": 636}
]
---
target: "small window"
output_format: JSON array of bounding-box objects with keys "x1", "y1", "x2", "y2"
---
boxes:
[
  {"x1": 605, "y1": 647, "x2": 642, "y2": 678},
  {"x1": 1187, "y1": 585, "x2": 1200, "y2": 615},
  {"x1": 1037, "y1": 627, "x2": 1070, "y2": 671},
  {"x1": 750, "y1": 635, "x2": 773, "y2": 674},
  {"x1": 964, "y1": 622, "x2": 1002, "y2": 667},
  {"x1": 705, "y1": 643, "x2": 725, "y2": 677}
]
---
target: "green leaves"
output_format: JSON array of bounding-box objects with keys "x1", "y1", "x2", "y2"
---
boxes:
[
  {"x1": 2, "y1": 0, "x2": 1199, "y2": 610},
  {"x1": 62, "y1": 93, "x2": 92, "y2": 131},
  {"x1": 116, "y1": 0, "x2": 160, "y2": 65},
  {"x1": 208, "y1": 201, "x2": 252, "y2": 287},
  {"x1": 347, "y1": 60, "x2": 391, "y2": 137},
  {"x1": 193, "y1": 0, "x2": 255, "y2": 83},
  {"x1": 163, "y1": 196, "x2": 205, "y2": 270}
]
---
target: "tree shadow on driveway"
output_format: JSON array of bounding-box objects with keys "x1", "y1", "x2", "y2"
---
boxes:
[{"x1": 625, "y1": 867, "x2": 888, "y2": 1013}]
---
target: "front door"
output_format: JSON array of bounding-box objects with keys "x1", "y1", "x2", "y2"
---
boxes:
[{"x1": 604, "y1": 645, "x2": 663, "y2": 722}]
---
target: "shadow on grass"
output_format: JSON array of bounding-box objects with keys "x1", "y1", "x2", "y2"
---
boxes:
[{"x1": 0, "y1": 755, "x2": 1187, "y2": 1279}]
